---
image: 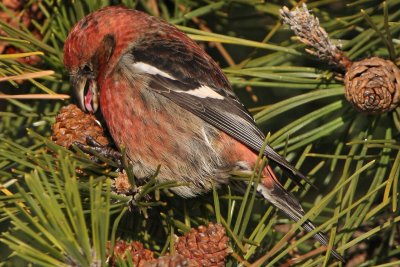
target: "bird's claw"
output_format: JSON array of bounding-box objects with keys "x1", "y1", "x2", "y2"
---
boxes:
[{"x1": 73, "y1": 136, "x2": 122, "y2": 167}]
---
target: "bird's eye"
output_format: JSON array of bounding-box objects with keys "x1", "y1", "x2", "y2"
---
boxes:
[{"x1": 81, "y1": 64, "x2": 92, "y2": 75}]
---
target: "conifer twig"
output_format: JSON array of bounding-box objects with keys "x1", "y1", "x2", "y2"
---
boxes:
[{"x1": 280, "y1": 4, "x2": 351, "y2": 69}]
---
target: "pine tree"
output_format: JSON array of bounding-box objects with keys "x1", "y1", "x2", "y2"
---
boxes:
[{"x1": 0, "y1": 1, "x2": 399, "y2": 266}]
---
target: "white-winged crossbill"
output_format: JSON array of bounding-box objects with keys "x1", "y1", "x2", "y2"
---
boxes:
[{"x1": 63, "y1": 6, "x2": 344, "y2": 262}]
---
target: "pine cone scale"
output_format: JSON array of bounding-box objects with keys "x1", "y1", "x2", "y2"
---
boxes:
[{"x1": 175, "y1": 223, "x2": 230, "y2": 266}]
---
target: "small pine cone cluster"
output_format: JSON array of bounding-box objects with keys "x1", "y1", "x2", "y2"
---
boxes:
[
  {"x1": 0, "y1": 0, "x2": 44, "y2": 65},
  {"x1": 175, "y1": 223, "x2": 230, "y2": 267},
  {"x1": 344, "y1": 57, "x2": 400, "y2": 114},
  {"x1": 108, "y1": 240, "x2": 154, "y2": 267},
  {"x1": 51, "y1": 104, "x2": 109, "y2": 148},
  {"x1": 107, "y1": 223, "x2": 229, "y2": 266},
  {"x1": 108, "y1": 241, "x2": 198, "y2": 267}
]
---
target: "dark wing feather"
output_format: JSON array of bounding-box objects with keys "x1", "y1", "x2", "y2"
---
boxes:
[
  {"x1": 127, "y1": 36, "x2": 313, "y2": 187},
  {"x1": 256, "y1": 182, "x2": 344, "y2": 262},
  {"x1": 149, "y1": 75, "x2": 313, "y2": 187}
]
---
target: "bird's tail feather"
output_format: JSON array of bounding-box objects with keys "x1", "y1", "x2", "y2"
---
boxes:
[
  {"x1": 256, "y1": 180, "x2": 345, "y2": 262},
  {"x1": 264, "y1": 146, "x2": 316, "y2": 189}
]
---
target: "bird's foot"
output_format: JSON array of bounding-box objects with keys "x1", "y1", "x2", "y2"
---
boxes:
[{"x1": 73, "y1": 136, "x2": 122, "y2": 167}]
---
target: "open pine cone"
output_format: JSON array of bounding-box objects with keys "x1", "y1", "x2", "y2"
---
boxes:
[
  {"x1": 108, "y1": 240, "x2": 154, "y2": 267},
  {"x1": 51, "y1": 104, "x2": 109, "y2": 148},
  {"x1": 344, "y1": 57, "x2": 400, "y2": 114},
  {"x1": 175, "y1": 223, "x2": 230, "y2": 267}
]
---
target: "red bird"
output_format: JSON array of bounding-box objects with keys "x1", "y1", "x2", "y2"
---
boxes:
[{"x1": 64, "y1": 6, "x2": 343, "y2": 261}]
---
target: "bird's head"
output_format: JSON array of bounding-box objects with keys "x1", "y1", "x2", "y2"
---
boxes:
[{"x1": 63, "y1": 6, "x2": 152, "y2": 113}]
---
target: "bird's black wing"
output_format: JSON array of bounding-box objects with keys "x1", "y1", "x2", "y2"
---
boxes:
[
  {"x1": 149, "y1": 75, "x2": 312, "y2": 187},
  {"x1": 124, "y1": 37, "x2": 313, "y2": 187}
]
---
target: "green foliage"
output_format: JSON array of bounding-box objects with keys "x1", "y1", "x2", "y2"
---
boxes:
[{"x1": 0, "y1": 0, "x2": 399, "y2": 266}]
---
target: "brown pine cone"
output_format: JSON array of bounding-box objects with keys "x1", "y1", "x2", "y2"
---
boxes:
[
  {"x1": 108, "y1": 240, "x2": 154, "y2": 267},
  {"x1": 51, "y1": 104, "x2": 109, "y2": 148},
  {"x1": 344, "y1": 57, "x2": 400, "y2": 114},
  {"x1": 175, "y1": 223, "x2": 230, "y2": 267},
  {"x1": 143, "y1": 254, "x2": 199, "y2": 267}
]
